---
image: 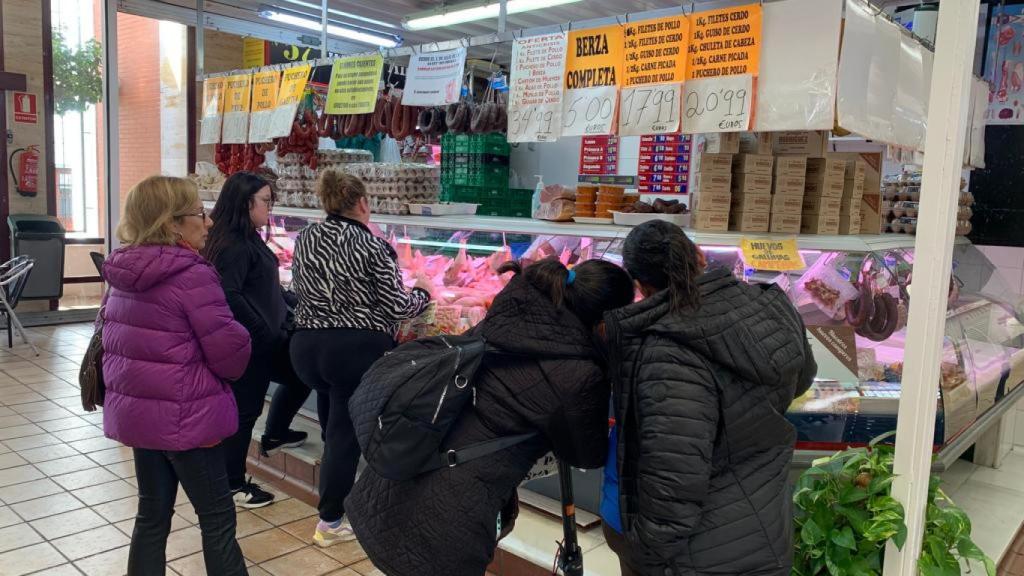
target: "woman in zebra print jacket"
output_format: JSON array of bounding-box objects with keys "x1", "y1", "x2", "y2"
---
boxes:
[{"x1": 289, "y1": 169, "x2": 432, "y2": 547}]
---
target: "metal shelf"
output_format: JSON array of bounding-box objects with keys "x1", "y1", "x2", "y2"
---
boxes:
[
  {"x1": 214, "y1": 202, "x2": 971, "y2": 252},
  {"x1": 791, "y1": 381, "x2": 1024, "y2": 473}
]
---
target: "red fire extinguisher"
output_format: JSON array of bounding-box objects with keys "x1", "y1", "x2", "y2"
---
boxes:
[{"x1": 9, "y1": 146, "x2": 40, "y2": 197}]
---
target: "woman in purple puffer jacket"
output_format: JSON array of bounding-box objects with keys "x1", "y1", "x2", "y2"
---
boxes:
[{"x1": 102, "y1": 175, "x2": 251, "y2": 576}]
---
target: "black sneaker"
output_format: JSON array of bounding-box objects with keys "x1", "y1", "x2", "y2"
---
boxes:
[
  {"x1": 232, "y1": 478, "x2": 275, "y2": 509},
  {"x1": 260, "y1": 429, "x2": 308, "y2": 457}
]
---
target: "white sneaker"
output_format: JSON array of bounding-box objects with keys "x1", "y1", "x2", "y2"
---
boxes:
[{"x1": 313, "y1": 517, "x2": 357, "y2": 547}]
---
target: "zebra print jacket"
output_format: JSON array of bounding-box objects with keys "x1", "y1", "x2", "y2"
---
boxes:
[{"x1": 291, "y1": 215, "x2": 430, "y2": 336}]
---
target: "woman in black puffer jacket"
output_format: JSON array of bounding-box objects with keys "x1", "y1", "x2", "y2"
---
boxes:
[
  {"x1": 604, "y1": 220, "x2": 816, "y2": 576},
  {"x1": 345, "y1": 258, "x2": 634, "y2": 576}
]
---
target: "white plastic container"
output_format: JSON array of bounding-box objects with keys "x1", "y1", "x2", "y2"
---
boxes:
[{"x1": 406, "y1": 203, "x2": 479, "y2": 216}]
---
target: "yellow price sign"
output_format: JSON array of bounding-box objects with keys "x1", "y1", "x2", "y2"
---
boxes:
[
  {"x1": 202, "y1": 77, "x2": 226, "y2": 117},
  {"x1": 251, "y1": 70, "x2": 280, "y2": 112},
  {"x1": 740, "y1": 237, "x2": 804, "y2": 271},
  {"x1": 277, "y1": 64, "x2": 312, "y2": 107},
  {"x1": 223, "y1": 74, "x2": 252, "y2": 113},
  {"x1": 326, "y1": 54, "x2": 384, "y2": 115}
]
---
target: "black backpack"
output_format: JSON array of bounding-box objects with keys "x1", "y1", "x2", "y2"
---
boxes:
[{"x1": 349, "y1": 333, "x2": 535, "y2": 481}]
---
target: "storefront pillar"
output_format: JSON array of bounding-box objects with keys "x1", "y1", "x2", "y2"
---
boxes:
[
  {"x1": 101, "y1": 0, "x2": 119, "y2": 252},
  {"x1": 882, "y1": 1, "x2": 980, "y2": 575}
]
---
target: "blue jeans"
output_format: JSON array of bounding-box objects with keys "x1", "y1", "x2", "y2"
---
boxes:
[{"x1": 129, "y1": 445, "x2": 247, "y2": 576}]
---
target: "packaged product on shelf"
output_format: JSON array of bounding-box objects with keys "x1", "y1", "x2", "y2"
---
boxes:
[
  {"x1": 699, "y1": 132, "x2": 741, "y2": 154},
  {"x1": 803, "y1": 196, "x2": 842, "y2": 214},
  {"x1": 574, "y1": 185, "x2": 597, "y2": 217},
  {"x1": 842, "y1": 178, "x2": 865, "y2": 201},
  {"x1": 806, "y1": 158, "x2": 847, "y2": 181},
  {"x1": 535, "y1": 185, "x2": 576, "y2": 222},
  {"x1": 771, "y1": 195, "x2": 804, "y2": 216},
  {"x1": 846, "y1": 160, "x2": 868, "y2": 185},
  {"x1": 692, "y1": 209, "x2": 730, "y2": 231},
  {"x1": 731, "y1": 193, "x2": 772, "y2": 214},
  {"x1": 774, "y1": 156, "x2": 809, "y2": 179},
  {"x1": 339, "y1": 163, "x2": 441, "y2": 215},
  {"x1": 801, "y1": 211, "x2": 841, "y2": 235},
  {"x1": 772, "y1": 131, "x2": 828, "y2": 157},
  {"x1": 732, "y1": 172, "x2": 772, "y2": 196},
  {"x1": 732, "y1": 154, "x2": 774, "y2": 176},
  {"x1": 739, "y1": 132, "x2": 773, "y2": 155},
  {"x1": 804, "y1": 177, "x2": 845, "y2": 199},
  {"x1": 773, "y1": 174, "x2": 806, "y2": 197},
  {"x1": 693, "y1": 191, "x2": 731, "y2": 213},
  {"x1": 692, "y1": 173, "x2": 732, "y2": 196},
  {"x1": 769, "y1": 212, "x2": 802, "y2": 234},
  {"x1": 797, "y1": 257, "x2": 859, "y2": 319},
  {"x1": 693, "y1": 152, "x2": 733, "y2": 176},
  {"x1": 839, "y1": 212, "x2": 862, "y2": 235},
  {"x1": 729, "y1": 210, "x2": 770, "y2": 232}
]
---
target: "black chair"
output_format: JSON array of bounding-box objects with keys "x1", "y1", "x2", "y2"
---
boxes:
[
  {"x1": 0, "y1": 256, "x2": 37, "y2": 353},
  {"x1": 89, "y1": 252, "x2": 105, "y2": 277}
]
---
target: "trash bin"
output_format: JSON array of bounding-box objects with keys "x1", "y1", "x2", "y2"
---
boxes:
[{"x1": 8, "y1": 215, "x2": 65, "y2": 300}]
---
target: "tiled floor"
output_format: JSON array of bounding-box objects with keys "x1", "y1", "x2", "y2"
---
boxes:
[
  {"x1": 0, "y1": 323, "x2": 381, "y2": 576},
  {"x1": 3, "y1": 323, "x2": 1024, "y2": 576}
]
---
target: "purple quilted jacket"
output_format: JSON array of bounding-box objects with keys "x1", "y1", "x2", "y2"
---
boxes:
[{"x1": 101, "y1": 244, "x2": 251, "y2": 451}]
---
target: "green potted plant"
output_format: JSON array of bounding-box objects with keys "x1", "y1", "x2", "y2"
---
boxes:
[{"x1": 792, "y1": 433, "x2": 995, "y2": 576}]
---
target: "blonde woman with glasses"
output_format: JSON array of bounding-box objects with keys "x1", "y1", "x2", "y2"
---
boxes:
[{"x1": 100, "y1": 175, "x2": 251, "y2": 575}]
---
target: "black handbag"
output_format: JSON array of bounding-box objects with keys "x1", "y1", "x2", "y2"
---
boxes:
[{"x1": 79, "y1": 308, "x2": 106, "y2": 412}]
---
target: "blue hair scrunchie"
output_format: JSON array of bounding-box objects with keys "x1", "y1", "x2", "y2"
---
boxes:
[{"x1": 566, "y1": 269, "x2": 576, "y2": 286}]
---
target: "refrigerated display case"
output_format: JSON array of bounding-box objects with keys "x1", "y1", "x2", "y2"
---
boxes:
[{"x1": 236, "y1": 204, "x2": 1024, "y2": 513}]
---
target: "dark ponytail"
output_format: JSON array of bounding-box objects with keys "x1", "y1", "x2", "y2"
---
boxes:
[
  {"x1": 499, "y1": 258, "x2": 633, "y2": 327},
  {"x1": 623, "y1": 220, "x2": 703, "y2": 313}
]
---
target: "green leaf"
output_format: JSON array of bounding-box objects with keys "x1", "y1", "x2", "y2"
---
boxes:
[
  {"x1": 840, "y1": 485, "x2": 870, "y2": 505},
  {"x1": 802, "y1": 518, "x2": 826, "y2": 546},
  {"x1": 867, "y1": 475, "x2": 895, "y2": 495},
  {"x1": 893, "y1": 523, "x2": 908, "y2": 550},
  {"x1": 832, "y1": 526, "x2": 858, "y2": 551},
  {"x1": 869, "y1": 430, "x2": 897, "y2": 447}
]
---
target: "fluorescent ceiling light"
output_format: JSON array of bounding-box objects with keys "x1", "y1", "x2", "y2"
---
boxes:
[
  {"x1": 275, "y1": 0, "x2": 400, "y2": 30},
  {"x1": 404, "y1": 0, "x2": 585, "y2": 31},
  {"x1": 259, "y1": 9, "x2": 400, "y2": 47}
]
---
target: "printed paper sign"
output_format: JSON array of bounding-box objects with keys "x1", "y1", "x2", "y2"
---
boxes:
[
  {"x1": 740, "y1": 237, "x2": 804, "y2": 271},
  {"x1": 222, "y1": 74, "x2": 252, "y2": 144},
  {"x1": 622, "y1": 16, "x2": 689, "y2": 87},
  {"x1": 562, "y1": 86, "x2": 618, "y2": 136},
  {"x1": 248, "y1": 70, "x2": 280, "y2": 143},
  {"x1": 403, "y1": 47, "x2": 466, "y2": 106},
  {"x1": 509, "y1": 32, "x2": 568, "y2": 142},
  {"x1": 808, "y1": 325, "x2": 860, "y2": 376},
  {"x1": 682, "y1": 74, "x2": 753, "y2": 133},
  {"x1": 268, "y1": 64, "x2": 311, "y2": 139},
  {"x1": 688, "y1": 4, "x2": 762, "y2": 79},
  {"x1": 565, "y1": 26, "x2": 623, "y2": 89},
  {"x1": 619, "y1": 83, "x2": 681, "y2": 136},
  {"x1": 984, "y1": 4, "x2": 1024, "y2": 124},
  {"x1": 199, "y1": 77, "x2": 226, "y2": 145},
  {"x1": 326, "y1": 54, "x2": 384, "y2": 115}
]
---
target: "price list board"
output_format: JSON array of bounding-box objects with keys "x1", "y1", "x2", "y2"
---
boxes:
[
  {"x1": 637, "y1": 134, "x2": 691, "y2": 195},
  {"x1": 579, "y1": 136, "x2": 619, "y2": 176}
]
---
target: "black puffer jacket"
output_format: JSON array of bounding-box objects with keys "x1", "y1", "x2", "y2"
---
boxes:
[
  {"x1": 606, "y1": 268, "x2": 816, "y2": 576},
  {"x1": 345, "y1": 274, "x2": 610, "y2": 576}
]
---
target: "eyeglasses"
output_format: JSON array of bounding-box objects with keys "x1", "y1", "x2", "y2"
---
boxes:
[
  {"x1": 254, "y1": 196, "x2": 274, "y2": 208},
  {"x1": 177, "y1": 208, "x2": 208, "y2": 220}
]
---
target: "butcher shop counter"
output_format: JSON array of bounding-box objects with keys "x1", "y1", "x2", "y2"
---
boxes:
[{"x1": 207, "y1": 203, "x2": 1024, "y2": 518}]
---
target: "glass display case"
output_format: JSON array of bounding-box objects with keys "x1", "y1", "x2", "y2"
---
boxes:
[{"x1": 253, "y1": 205, "x2": 1024, "y2": 467}]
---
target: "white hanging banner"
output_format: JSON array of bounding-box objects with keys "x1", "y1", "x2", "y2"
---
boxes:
[
  {"x1": 508, "y1": 32, "x2": 568, "y2": 142},
  {"x1": 894, "y1": 34, "x2": 928, "y2": 151},
  {"x1": 562, "y1": 86, "x2": 618, "y2": 136},
  {"x1": 221, "y1": 74, "x2": 252, "y2": 144},
  {"x1": 199, "y1": 77, "x2": 226, "y2": 145},
  {"x1": 403, "y1": 47, "x2": 467, "y2": 106},
  {"x1": 755, "y1": 0, "x2": 842, "y2": 130},
  {"x1": 682, "y1": 74, "x2": 753, "y2": 133},
  {"x1": 619, "y1": 83, "x2": 681, "y2": 136},
  {"x1": 836, "y1": 0, "x2": 877, "y2": 139}
]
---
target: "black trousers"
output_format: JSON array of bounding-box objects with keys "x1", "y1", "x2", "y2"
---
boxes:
[
  {"x1": 290, "y1": 327, "x2": 394, "y2": 523},
  {"x1": 224, "y1": 335, "x2": 312, "y2": 490},
  {"x1": 602, "y1": 523, "x2": 640, "y2": 576},
  {"x1": 129, "y1": 445, "x2": 247, "y2": 576}
]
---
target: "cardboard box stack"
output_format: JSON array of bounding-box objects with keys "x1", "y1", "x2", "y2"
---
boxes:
[
  {"x1": 770, "y1": 155, "x2": 807, "y2": 234},
  {"x1": 800, "y1": 157, "x2": 847, "y2": 235},
  {"x1": 692, "y1": 150, "x2": 733, "y2": 231},
  {"x1": 840, "y1": 160, "x2": 867, "y2": 234},
  {"x1": 728, "y1": 153, "x2": 773, "y2": 232}
]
